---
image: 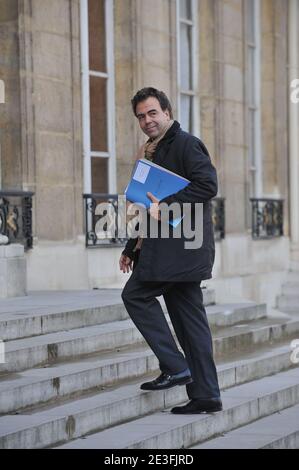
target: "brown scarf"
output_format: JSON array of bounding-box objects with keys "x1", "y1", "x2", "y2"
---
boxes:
[
  {"x1": 133, "y1": 120, "x2": 174, "y2": 252},
  {"x1": 143, "y1": 120, "x2": 174, "y2": 161}
]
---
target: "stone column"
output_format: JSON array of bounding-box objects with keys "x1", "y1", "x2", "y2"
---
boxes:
[
  {"x1": 115, "y1": 0, "x2": 177, "y2": 192},
  {"x1": 199, "y1": 0, "x2": 218, "y2": 168},
  {"x1": 214, "y1": 0, "x2": 246, "y2": 233},
  {"x1": 17, "y1": 0, "x2": 83, "y2": 242}
]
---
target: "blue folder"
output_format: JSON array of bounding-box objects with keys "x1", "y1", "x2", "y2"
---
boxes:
[{"x1": 124, "y1": 159, "x2": 190, "y2": 227}]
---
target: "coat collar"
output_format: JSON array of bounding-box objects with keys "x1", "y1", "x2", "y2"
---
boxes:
[
  {"x1": 153, "y1": 120, "x2": 181, "y2": 165},
  {"x1": 158, "y1": 120, "x2": 180, "y2": 145}
]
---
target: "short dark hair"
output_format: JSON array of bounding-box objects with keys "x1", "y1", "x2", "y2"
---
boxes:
[{"x1": 131, "y1": 87, "x2": 173, "y2": 119}]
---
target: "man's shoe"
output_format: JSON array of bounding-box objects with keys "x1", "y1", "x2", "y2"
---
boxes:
[
  {"x1": 171, "y1": 397, "x2": 222, "y2": 414},
  {"x1": 140, "y1": 369, "x2": 193, "y2": 391}
]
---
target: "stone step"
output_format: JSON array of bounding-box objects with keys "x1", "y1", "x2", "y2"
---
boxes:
[
  {"x1": 0, "y1": 343, "x2": 297, "y2": 449},
  {"x1": 53, "y1": 368, "x2": 299, "y2": 449},
  {"x1": 0, "y1": 309, "x2": 295, "y2": 374},
  {"x1": 204, "y1": 302, "x2": 267, "y2": 327},
  {"x1": 0, "y1": 291, "x2": 127, "y2": 341},
  {"x1": 0, "y1": 330, "x2": 292, "y2": 414},
  {"x1": 0, "y1": 289, "x2": 215, "y2": 341},
  {"x1": 190, "y1": 403, "x2": 299, "y2": 449},
  {"x1": 277, "y1": 295, "x2": 299, "y2": 313},
  {"x1": 0, "y1": 323, "x2": 296, "y2": 416}
]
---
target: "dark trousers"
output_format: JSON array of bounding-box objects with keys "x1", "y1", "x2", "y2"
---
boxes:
[{"x1": 121, "y1": 264, "x2": 221, "y2": 399}]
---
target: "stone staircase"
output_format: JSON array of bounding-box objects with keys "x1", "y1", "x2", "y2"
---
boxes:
[{"x1": 0, "y1": 288, "x2": 298, "y2": 449}]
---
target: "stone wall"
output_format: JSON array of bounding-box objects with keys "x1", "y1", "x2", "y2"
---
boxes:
[
  {"x1": 213, "y1": 0, "x2": 247, "y2": 233},
  {"x1": 261, "y1": 0, "x2": 288, "y2": 200},
  {"x1": 261, "y1": 0, "x2": 289, "y2": 234},
  {"x1": 18, "y1": 0, "x2": 83, "y2": 242},
  {"x1": 1, "y1": 0, "x2": 291, "y2": 239},
  {"x1": 198, "y1": 0, "x2": 217, "y2": 168},
  {"x1": 115, "y1": 0, "x2": 176, "y2": 193},
  {"x1": 0, "y1": 0, "x2": 295, "y2": 292}
]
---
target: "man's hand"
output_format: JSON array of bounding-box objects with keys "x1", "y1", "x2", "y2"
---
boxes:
[
  {"x1": 119, "y1": 254, "x2": 133, "y2": 273},
  {"x1": 147, "y1": 192, "x2": 161, "y2": 221}
]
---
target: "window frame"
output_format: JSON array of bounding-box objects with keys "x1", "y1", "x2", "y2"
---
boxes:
[
  {"x1": 80, "y1": 0, "x2": 116, "y2": 194},
  {"x1": 176, "y1": 0, "x2": 200, "y2": 137},
  {"x1": 246, "y1": 0, "x2": 262, "y2": 198}
]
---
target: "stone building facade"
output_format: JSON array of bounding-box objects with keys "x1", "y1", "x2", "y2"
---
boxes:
[{"x1": 0, "y1": 0, "x2": 298, "y2": 307}]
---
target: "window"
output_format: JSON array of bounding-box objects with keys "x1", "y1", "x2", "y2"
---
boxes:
[
  {"x1": 176, "y1": 0, "x2": 199, "y2": 136},
  {"x1": 80, "y1": 0, "x2": 116, "y2": 194},
  {"x1": 246, "y1": 0, "x2": 262, "y2": 197}
]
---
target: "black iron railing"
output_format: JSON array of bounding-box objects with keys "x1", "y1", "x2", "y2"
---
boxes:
[
  {"x1": 251, "y1": 198, "x2": 283, "y2": 239},
  {"x1": 84, "y1": 194, "x2": 226, "y2": 247},
  {"x1": 212, "y1": 197, "x2": 225, "y2": 241},
  {"x1": 0, "y1": 190, "x2": 34, "y2": 250},
  {"x1": 83, "y1": 194, "x2": 128, "y2": 248}
]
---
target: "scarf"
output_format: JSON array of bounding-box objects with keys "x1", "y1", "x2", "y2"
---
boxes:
[{"x1": 143, "y1": 119, "x2": 174, "y2": 161}]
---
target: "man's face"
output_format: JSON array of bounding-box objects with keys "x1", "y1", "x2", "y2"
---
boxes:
[{"x1": 135, "y1": 97, "x2": 171, "y2": 139}]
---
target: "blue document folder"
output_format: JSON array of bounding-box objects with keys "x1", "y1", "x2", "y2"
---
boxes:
[{"x1": 124, "y1": 159, "x2": 190, "y2": 227}]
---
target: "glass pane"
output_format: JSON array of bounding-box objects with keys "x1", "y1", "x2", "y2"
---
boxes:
[
  {"x1": 88, "y1": 0, "x2": 106, "y2": 72},
  {"x1": 180, "y1": 0, "x2": 192, "y2": 20},
  {"x1": 180, "y1": 94, "x2": 192, "y2": 133},
  {"x1": 248, "y1": 109, "x2": 256, "y2": 198},
  {"x1": 180, "y1": 23, "x2": 192, "y2": 90},
  {"x1": 249, "y1": 109, "x2": 256, "y2": 167},
  {"x1": 90, "y1": 76, "x2": 108, "y2": 152},
  {"x1": 91, "y1": 157, "x2": 108, "y2": 193},
  {"x1": 247, "y1": 0, "x2": 255, "y2": 44},
  {"x1": 248, "y1": 46, "x2": 255, "y2": 107}
]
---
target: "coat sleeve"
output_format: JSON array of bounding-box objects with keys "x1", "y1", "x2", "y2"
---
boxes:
[
  {"x1": 159, "y1": 137, "x2": 218, "y2": 205},
  {"x1": 122, "y1": 237, "x2": 139, "y2": 259}
]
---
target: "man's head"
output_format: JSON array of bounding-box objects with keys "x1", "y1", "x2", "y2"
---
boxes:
[{"x1": 131, "y1": 87, "x2": 173, "y2": 139}]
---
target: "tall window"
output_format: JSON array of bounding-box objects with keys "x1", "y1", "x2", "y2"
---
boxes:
[
  {"x1": 80, "y1": 0, "x2": 116, "y2": 194},
  {"x1": 176, "y1": 0, "x2": 199, "y2": 136},
  {"x1": 246, "y1": 0, "x2": 262, "y2": 197}
]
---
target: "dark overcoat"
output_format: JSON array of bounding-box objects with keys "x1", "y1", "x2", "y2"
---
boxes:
[{"x1": 122, "y1": 121, "x2": 218, "y2": 282}]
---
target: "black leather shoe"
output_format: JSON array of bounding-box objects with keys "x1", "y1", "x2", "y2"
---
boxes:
[
  {"x1": 171, "y1": 397, "x2": 222, "y2": 414},
  {"x1": 140, "y1": 369, "x2": 193, "y2": 391}
]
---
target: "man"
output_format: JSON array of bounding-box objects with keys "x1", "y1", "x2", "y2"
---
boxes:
[{"x1": 119, "y1": 87, "x2": 222, "y2": 414}]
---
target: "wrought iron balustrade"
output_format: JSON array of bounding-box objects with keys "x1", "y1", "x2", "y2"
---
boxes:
[
  {"x1": 0, "y1": 190, "x2": 34, "y2": 250},
  {"x1": 212, "y1": 197, "x2": 225, "y2": 241},
  {"x1": 251, "y1": 198, "x2": 283, "y2": 239},
  {"x1": 84, "y1": 193, "x2": 226, "y2": 247},
  {"x1": 83, "y1": 194, "x2": 128, "y2": 248}
]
